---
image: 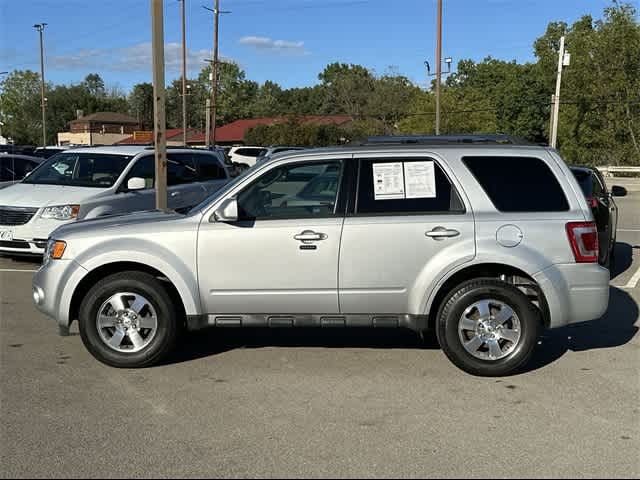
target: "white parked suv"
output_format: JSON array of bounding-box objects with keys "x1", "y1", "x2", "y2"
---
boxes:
[
  {"x1": 33, "y1": 138, "x2": 610, "y2": 376},
  {"x1": 0, "y1": 146, "x2": 230, "y2": 255}
]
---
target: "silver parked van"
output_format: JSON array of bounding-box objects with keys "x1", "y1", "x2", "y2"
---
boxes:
[
  {"x1": 0, "y1": 146, "x2": 229, "y2": 255},
  {"x1": 33, "y1": 141, "x2": 609, "y2": 376}
]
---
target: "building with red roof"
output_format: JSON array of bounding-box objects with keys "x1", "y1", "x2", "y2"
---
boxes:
[{"x1": 190, "y1": 115, "x2": 353, "y2": 145}]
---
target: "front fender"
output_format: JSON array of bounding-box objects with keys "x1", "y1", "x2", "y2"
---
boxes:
[{"x1": 71, "y1": 237, "x2": 201, "y2": 317}]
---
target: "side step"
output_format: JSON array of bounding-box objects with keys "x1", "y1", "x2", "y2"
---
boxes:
[{"x1": 186, "y1": 314, "x2": 427, "y2": 332}]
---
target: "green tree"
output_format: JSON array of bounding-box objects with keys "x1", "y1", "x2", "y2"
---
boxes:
[
  {"x1": 0, "y1": 70, "x2": 44, "y2": 144},
  {"x1": 128, "y1": 82, "x2": 154, "y2": 130},
  {"x1": 534, "y1": 2, "x2": 640, "y2": 165}
]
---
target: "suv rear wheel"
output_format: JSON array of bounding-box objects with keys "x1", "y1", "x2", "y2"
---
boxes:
[
  {"x1": 78, "y1": 271, "x2": 178, "y2": 368},
  {"x1": 436, "y1": 279, "x2": 540, "y2": 376}
]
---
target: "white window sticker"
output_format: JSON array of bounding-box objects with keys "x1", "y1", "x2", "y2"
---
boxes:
[
  {"x1": 373, "y1": 162, "x2": 405, "y2": 200},
  {"x1": 404, "y1": 161, "x2": 437, "y2": 199}
]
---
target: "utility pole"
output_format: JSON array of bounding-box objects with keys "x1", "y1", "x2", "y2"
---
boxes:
[
  {"x1": 151, "y1": 0, "x2": 167, "y2": 210},
  {"x1": 550, "y1": 35, "x2": 569, "y2": 148},
  {"x1": 205, "y1": 98, "x2": 211, "y2": 147},
  {"x1": 179, "y1": 0, "x2": 188, "y2": 147},
  {"x1": 435, "y1": 0, "x2": 442, "y2": 135},
  {"x1": 203, "y1": 1, "x2": 229, "y2": 148},
  {"x1": 33, "y1": 23, "x2": 47, "y2": 147}
]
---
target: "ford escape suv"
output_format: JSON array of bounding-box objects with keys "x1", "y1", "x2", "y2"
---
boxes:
[{"x1": 32, "y1": 143, "x2": 610, "y2": 376}]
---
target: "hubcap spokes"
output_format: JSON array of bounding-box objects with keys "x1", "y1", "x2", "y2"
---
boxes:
[
  {"x1": 97, "y1": 292, "x2": 158, "y2": 353},
  {"x1": 458, "y1": 299, "x2": 522, "y2": 361}
]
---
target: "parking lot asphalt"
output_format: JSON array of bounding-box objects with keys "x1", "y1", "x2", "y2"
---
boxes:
[{"x1": 1, "y1": 193, "x2": 639, "y2": 479}]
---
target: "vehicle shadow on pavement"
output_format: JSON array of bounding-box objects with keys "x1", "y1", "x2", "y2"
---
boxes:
[
  {"x1": 523, "y1": 286, "x2": 639, "y2": 374},
  {"x1": 164, "y1": 327, "x2": 435, "y2": 366},
  {"x1": 166, "y1": 286, "x2": 639, "y2": 374},
  {"x1": 610, "y1": 242, "x2": 636, "y2": 280}
]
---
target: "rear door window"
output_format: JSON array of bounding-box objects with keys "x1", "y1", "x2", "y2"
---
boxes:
[
  {"x1": 167, "y1": 153, "x2": 198, "y2": 186},
  {"x1": 194, "y1": 153, "x2": 227, "y2": 181},
  {"x1": 356, "y1": 158, "x2": 464, "y2": 215},
  {"x1": 463, "y1": 156, "x2": 569, "y2": 212}
]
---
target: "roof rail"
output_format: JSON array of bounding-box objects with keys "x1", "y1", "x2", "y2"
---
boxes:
[{"x1": 361, "y1": 134, "x2": 536, "y2": 146}]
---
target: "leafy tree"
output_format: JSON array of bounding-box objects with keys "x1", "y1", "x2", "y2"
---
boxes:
[
  {"x1": 128, "y1": 82, "x2": 154, "y2": 130},
  {"x1": 0, "y1": 70, "x2": 45, "y2": 144}
]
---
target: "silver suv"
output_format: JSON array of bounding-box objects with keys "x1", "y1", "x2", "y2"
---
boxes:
[{"x1": 32, "y1": 144, "x2": 610, "y2": 376}]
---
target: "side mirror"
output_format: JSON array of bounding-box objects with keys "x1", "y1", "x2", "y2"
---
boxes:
[
  {"x1": 611, "y1": 185, "x2": 627, "y2": 197},
  {"x1": 213, "y1": 197, "x2": 239, "y2": 222},
  {"x1": 127, "y1": 177, "x2": 147, "y2": 191}
]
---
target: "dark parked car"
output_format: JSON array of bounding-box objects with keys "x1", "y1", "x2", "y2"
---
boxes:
[
  {"x1": 570, "y1": 166, "x2": 627, "y2": 268},
  {"x1": 0, "y1": 154, "x2": 43, "y2": 189}
]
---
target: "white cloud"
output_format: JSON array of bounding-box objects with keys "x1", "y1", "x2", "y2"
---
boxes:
[
  {"x1": 239, "y1": 36, "x2": 308, "y2": 55},
  {"x1": 49, "y1": 43, "x2": 224, "y2": 73}
]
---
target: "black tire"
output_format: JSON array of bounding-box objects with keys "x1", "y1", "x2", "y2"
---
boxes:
[
  {"x1": 436, "y1": 278, "x2": 541, "y2": 377},
  {"x1": 78, "y1": 271, "x2": 179, "y2": 368}
]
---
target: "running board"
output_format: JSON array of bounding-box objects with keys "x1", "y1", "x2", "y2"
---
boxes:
[{"x1": 186, "y1": 313, "x2": 428, "y2": 332}]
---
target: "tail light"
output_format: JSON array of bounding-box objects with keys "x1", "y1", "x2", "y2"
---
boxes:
[{"x1": 566, "y1": 222, "x2": 599, "y2": 263}]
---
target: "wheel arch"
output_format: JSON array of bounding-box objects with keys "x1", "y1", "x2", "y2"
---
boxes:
[
  {"x1": 69, "y1": 261, "x2": 189, "y2": 327},
  {"x1": 426, "y1": 262, "x2": 550, "y2": 331}
]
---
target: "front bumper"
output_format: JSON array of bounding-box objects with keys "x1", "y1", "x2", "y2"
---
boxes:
[
  {"x1": 534, "y1": 263, "x2": 610, "y2": 329},
  {"x1": 0, "y1": 217, "x2": 74, "y2": 255},
  {"x1": 32, "y1": 258, "x2": 88, "y2": 328}
]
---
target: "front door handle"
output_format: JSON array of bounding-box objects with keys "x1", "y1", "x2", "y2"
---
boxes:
[
  {"x1": 294, "y1": 230, "x2": 327, "y2": 243},
  {"x1": 426, "y1": 227, "x2": 460, "y2": 240},
  {"x1": 171, "y1": 191, "x2": 181, "y2": 197}
]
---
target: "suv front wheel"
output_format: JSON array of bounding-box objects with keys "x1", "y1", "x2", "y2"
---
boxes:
[
  {"x1": 78, "y1": 271, "x2": 179, "y2": 368},
  {"x1": 436, "y1": 279, "x2": 541, "y2": 377}
]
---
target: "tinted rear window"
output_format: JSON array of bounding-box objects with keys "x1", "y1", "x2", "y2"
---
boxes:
[
  {"x1": 571, "y1": 169, "x2": 593, "y2": 196},
  {"x1": 463, "y1": 156, "x2": 569, "y2": 212}
]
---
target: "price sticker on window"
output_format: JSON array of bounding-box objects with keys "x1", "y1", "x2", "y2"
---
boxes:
[
  {"x1": 404, "y1": 161, "x2": 436, "y2": 198},
  {"x1": 372, "y1": 162, "x2": 405, "y2": 200}
]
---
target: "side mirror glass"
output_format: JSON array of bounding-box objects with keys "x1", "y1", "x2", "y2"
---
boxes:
[
  {"x1": 213, "y1": 197, "x2": 239, "y2": 222},
  {"x1": 611, "y1": 185, "x2": 627, "y2": 197},
  {"x1": 127, "y1": 177, "x2": 147, "y2": 191}
]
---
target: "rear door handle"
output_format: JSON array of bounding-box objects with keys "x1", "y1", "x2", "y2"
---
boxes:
[
  {"x1": 171, "y1": 191, "x2": 181, "y2": 197},
  {"x1": 426, "y1": 227, "x2": 460, "y2": 240},
  {"x1": 294, "y1": 230, "x2": 327, "y2": 243}
]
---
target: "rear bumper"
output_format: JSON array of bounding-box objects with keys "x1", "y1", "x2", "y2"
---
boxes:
[{"x1": 534, "y1": 263, "x2": 610, "y2": 329}]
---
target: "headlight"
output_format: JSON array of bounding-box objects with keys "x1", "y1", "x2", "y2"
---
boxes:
[{"x1": 41, "y1": 205, "x2": 80, "y2": 220}]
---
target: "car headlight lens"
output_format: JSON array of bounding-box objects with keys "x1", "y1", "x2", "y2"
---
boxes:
[
  {"x1": 45, "y1": 239, "x2": 67, "y2": 260},
  {"x1": 41, "y1": 205, "x2": 80, "y2": 220}
]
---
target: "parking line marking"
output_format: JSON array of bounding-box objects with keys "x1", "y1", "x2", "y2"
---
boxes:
[
  {"x1": 617, "y1": 228, "x2": 640, "y2": 232},
  {"x1": 0, "y1": 269, "x2": 38, "y2": 273},
  {"x1": 621, "y1": 266, "x2": 640, "y2": 290}
]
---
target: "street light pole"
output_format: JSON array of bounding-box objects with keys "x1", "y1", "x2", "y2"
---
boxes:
[
  {"x1": 435, "y1": 0, "x2": 442, "y2": 135},
  {"x1": 33, "y1": 23, "x2": 47, "y2": 147},
  {"x1": 179, "y1": 0, "x2": 188, "y2": 147}
]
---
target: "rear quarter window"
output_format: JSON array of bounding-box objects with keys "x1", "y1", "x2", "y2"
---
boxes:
[{"x1": 463, "y1": 156, "x2": 569, "y2": 212}]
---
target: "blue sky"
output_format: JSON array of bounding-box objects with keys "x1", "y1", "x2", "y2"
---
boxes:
[{"x1": 0, "y1": 0, "x2": 634, "y2": 92}]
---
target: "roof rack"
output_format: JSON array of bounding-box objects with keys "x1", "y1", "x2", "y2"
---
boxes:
[{"x1": 361, "y1": 134, "x2": 536, "y2": 146}]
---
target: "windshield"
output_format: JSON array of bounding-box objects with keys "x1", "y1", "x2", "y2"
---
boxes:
[{"x1": 23, "y1": 152, "x2": 132, "y2": 188}]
